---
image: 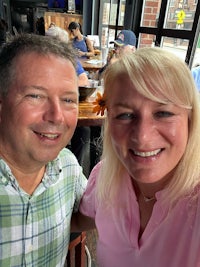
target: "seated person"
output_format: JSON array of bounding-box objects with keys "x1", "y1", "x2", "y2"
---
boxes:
[
  {"x1": 68, "y1": 22, "x2": 94, "y2": 59},
  {"x1": 191, "y1": 64, "x2": 200, "y2": 91},
  {"x1": 46, "y1": 26, "x2": 89, "y2": 86},
  {"x1": 99, "y1": 30, "x2": 136, "y2": 79}
]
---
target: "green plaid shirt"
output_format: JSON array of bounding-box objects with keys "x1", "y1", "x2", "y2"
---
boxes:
[{"x1": 0, "y1": 148, "x2": 87, "y2": 267}]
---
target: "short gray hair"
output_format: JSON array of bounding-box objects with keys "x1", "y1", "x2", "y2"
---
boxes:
[{"x1": 0, "y1": 33, "x2": 76, "y2": 95}]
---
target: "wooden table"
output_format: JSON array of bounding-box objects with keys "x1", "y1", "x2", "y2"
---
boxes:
[{"x1": 78, "y1": 97, "x2": 105, "y2": 127}]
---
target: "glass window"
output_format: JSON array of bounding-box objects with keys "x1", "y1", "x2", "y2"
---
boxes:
[
  {"x1": 99, "y1": 0, "x2": 126, "y2": 47},
  {"x1": 139, "y1": 0, "x2": 199, "y2": 66}
]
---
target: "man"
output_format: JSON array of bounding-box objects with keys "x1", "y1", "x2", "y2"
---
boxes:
[
  {"x1": 0, "y1": 34, "x2": 92, "y2": 266},
  {"x1": 111, "y1": 29, "x2": 136, "y2": 62},
  {"x1": 99, "y1": 29, "x2": 137, "y2": 77}
]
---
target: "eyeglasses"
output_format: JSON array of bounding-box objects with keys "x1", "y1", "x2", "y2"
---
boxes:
[{"x1": 114, "y1": 45, "x2": 122, "y2": 50}]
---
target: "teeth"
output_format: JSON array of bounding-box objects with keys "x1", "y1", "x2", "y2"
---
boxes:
[
  {"x1": 40, "y1": 133, "x2": 58, "y2": 139},
  {"x1": 134, "y1": 149, "x2": 161, "y2": 157}
]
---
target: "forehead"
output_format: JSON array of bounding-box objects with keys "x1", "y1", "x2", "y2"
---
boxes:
[
  {"x1": 15, "y1": 52, "x2": 75, "y2": 72},
  {"x1": 13, "y1": 52, "x2": 77, "y2": 87}
]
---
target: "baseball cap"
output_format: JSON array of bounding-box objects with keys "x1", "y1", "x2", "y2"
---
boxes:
[{"x1": 113, "y1": 30, "x2": 136, "y2": 47}]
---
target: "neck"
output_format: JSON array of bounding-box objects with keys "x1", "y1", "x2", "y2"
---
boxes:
[
  {"x1": 11, "y1": 166, "x2": 45, "y2": 195},
  {"x1": 77, "y1": 33, "x2": 83, "y2": 40},
  {"x1": 132, "y1": 180, "x2": 157, "y2": 201}
]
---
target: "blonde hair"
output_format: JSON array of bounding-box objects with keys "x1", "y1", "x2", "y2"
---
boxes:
[{"x1": 97, "y1": 47, "x2": 200, "y2": 206}]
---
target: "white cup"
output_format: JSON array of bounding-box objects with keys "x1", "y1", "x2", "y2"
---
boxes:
[
  {"x1": 89, "y1": 79, "x2": 99, "y2": 88},
  {"x1": 101, "y1": 47, "x2": 109, "y2": 64}
]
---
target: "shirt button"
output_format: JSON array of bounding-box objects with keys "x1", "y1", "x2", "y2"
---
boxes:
[{"x1": 1, "y1": 177, "x2": 7, "y2": 183}]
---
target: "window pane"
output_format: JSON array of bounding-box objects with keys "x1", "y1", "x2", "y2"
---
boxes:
[
  {"x1": 140, "y1": 0, "x2": 198, "y2": 31},
  {"x1": 193, "y1": 32, "x2": 200, "y2": 67},
  {"x1": 140, "y1": 0, "x2": 161, "y2": 28},
  {"x1": 165, "y1": 0, "x2": 197, "y2": 30},
  {"x1": 162, "y1": 37, "x2": 189, "y2": 61},
  {"x1": 138, "y1": 34, "x2": 189, "y2": 63}
]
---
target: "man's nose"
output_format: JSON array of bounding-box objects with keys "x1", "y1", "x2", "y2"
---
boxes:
[{"x1": 43, "y1": 100, "x2": 64, "y2": 124}]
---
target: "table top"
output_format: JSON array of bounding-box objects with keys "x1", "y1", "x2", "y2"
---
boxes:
[
  {"x1": 78, "y1": 97, "x2": 105, "y2": 127},
  {"x1": 80, "y1": 59, "x2": 105, "y2": 72}
]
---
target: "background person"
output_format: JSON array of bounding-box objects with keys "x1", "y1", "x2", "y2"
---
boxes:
[
  {"x1": 45, "y1": 25, "x2": 89, "y2": 86},
  {"x1": 0, "y1": 34, "x2": 93, "y2": 266},
  {"x1": 68, "y1": 21, "x2": 94, "y2": 59},
  {"x1": 191, "y1": 64, "x2": 200, "y2": 91},
  {"x1": 99, "y1": 29, "x2": 136, "y2": 78},
  {"x1": 80, "y1": 47, "x2": 200, "y2": 267},
  {"x1": 110, "y1": 29, "x2": 136, "y2": 63}
]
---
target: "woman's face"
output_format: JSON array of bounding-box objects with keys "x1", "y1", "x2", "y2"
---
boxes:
[
  {"x1": 70, "y1": 28, "x2": 79, "y2": 37},
  {"x1": 107, "y1": 76, "x2": 189, "y2": 185}
]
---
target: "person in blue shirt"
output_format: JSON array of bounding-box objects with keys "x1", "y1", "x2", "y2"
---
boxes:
[
  {"x1": 68, "y1": 21, "x2": 94, "y2": 59},
  {"x1": 191, "y1": 65, "x2": 200, "y2": 91},
  {"x1": 45, "y1": 25, "x2": 89, "y2": 86}
]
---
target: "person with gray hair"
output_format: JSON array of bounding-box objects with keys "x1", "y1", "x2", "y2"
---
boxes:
[
  {"x1": 80, "y1": 47, "x2": 200, "y2": 266},
  {"x1": 0, "y1": 34, "x2": 94, "y2": 266},
  {"x1": 45, "y1": 26, "x2": 89, "y2": 87}
]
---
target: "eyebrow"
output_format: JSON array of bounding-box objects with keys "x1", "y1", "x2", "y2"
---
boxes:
[{"x1": 24, "y1": 85, "x2": 78, "y2": 96}]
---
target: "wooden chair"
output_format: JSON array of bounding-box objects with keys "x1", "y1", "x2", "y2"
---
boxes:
[{"x1": 66, "y1": 232, "x2": 87, "y2": 267}]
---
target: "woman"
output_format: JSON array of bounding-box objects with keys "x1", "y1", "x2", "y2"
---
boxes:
[
  {"x1": 68, "y1": 21, "x2": 94, "y2": 58},
  {"x1": 80, "y1": 47, "x2": 200, "y2": 266}
]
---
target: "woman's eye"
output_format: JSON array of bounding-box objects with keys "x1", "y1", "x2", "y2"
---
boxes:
[
  {"x1": 155, "y1": 111, "x2": 174, "y2": 118},
  {"x1": 116, "y1": 113, "x2": 135, "y2": 120}
]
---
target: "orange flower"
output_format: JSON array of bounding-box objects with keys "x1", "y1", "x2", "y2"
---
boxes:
[{"x1": 92, "y1": 92, "x2": 106, "y2": 116}]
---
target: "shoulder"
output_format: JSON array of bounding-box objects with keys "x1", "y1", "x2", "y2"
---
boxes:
[
  {"x1": 192, "y1": 66, "x2": 200, "y2": 77},
  {"x1": 57, "y1": 148, "x2": 82, "y2": 174},
  {"x1": 76, "y1": 59, "x2": 85, "y2": 75},
  {"x1": 79, "y1": 162, "x2": 102, "y2": 218},
  {"x1": 81, "y1": 161, "x2": 102, "y2": 195},
  {"x1": 192, "y1": 66, "x2": 200, "y2": 90}
]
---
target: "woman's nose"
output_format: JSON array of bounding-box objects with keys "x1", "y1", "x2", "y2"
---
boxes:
[{"x1": 131, "y1": 116, "x2": 155, "y2": 143}]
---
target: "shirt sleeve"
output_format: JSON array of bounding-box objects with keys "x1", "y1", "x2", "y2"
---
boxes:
[
  {"x1": 79, "y1": 161, "x2": 102, "y2": 218},
  {"x1": 76, "y1": 59, "x2": 85, "y2": 76},
  {"x1": 191, "y1": 66, "x2": 200, "y2": 91}
]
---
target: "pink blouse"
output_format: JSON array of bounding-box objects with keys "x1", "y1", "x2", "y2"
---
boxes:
[{"x1": 80, "y1": 162, "x2": 200, "y2": 267}]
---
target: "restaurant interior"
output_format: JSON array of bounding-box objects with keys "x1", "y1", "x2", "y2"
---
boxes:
[{"x1": 0, "y1": 0, "x2": 200, "y2": 266}]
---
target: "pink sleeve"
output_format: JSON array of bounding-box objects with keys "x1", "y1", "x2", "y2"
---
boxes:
[{"x1": 79, "y1": 161, "x2": 101, "y2": 218}]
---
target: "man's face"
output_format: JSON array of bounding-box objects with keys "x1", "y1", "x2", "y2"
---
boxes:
[
  {"x1": 0, "y1": 52, "x2": 79, "y2": 169},
  {"x1": 114, "y1": 44, "x2": 135, "y2": 55}
]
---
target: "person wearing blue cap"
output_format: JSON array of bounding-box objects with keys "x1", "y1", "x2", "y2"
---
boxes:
[
  {"x1": 99, "y1": 29, "x2": 137, "y2": 77},
  {"x1": 111, "y1": 30, "x2": 136, "y2": 63}
]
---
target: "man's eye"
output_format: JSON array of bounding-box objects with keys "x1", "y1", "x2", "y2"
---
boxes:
[
  {"x1": 27, "y1": 94, "x2": 41, "y2": 99},
  {"x1": 64, "y1": 98, "x2": 76, "y2": 104},
  {"x1": 116, "y1": 113, "x2": 135, "y2": 120},
  {"x1": 155, "y1": 111, "x2": 174, "y2": 118}
]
